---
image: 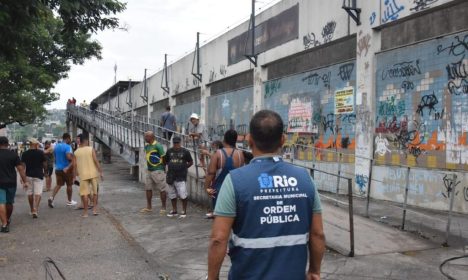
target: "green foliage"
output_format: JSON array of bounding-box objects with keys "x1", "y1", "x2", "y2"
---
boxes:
[{"x1": 0, "y1": 0, "x2": 126, "y2": 128}]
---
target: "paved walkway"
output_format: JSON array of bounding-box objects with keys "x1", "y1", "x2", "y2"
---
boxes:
[{"x1": 1, "y1": 155, "x2": 467, "y2": 279}]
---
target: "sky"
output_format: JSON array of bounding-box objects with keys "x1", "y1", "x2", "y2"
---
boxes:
[{"x1": 48, "y1": 0, "x2": 281, "y2": 109}]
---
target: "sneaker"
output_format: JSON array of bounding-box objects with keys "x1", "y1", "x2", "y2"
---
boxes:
[
  {"x1": 179, "y1": 212, "x2": 187, "y2": 218},
  {"x1": 66, "y1": 200, "x2": 77, "y2": 206},
  {"x1": 166, "y1": 211, "x2": 178, "y2": 217},
  {"x1": 32, "y1": 213, "x2": 38, "y2": 219},
  {"x1": 48, "y1": 198, "x2": 54, "y2": 208},
  {"x1": 1, "y1": 225, "x2": 9, "y2": 233}
]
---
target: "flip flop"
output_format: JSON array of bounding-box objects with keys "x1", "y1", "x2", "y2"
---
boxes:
[
  {"x1": 140, "y1": 208, "x2": 152, "y2": 213},
  {"x1": 81, "y1": 214, "x2": 88, "y2": 218},
  {"x1": 93, "y1": 212, "x2": 99, "y2": 216}
]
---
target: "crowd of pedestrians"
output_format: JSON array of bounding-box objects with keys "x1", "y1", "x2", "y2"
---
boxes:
[{"x1": 1, "y1": 110, "x2": 324, "y2": 278}]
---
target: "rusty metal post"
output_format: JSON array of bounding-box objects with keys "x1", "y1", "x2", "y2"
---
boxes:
[
  {"x1": 365, "y1": 158, "x2": 374, "y2": 218},
  {"x1": 336, "y1": 152, "x2": 343, "y2": 195},
  {"x1": 348, "y1": 178, "x2": 355, "y2": 257},
  {"x1": 401, "y1": 166, "x2": 410, "y2": 230},
  {"x1": 444, "y1": 174, "x2": 458, "y2": 247}
]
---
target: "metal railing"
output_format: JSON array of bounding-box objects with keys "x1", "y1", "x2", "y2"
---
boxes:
[{"x1": 68, "y1": 105, "x2": 467, "y2": 249}]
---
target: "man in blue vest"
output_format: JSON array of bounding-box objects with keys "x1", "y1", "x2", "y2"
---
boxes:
[{"x1": 208, "y1": 110, "x2": 325, "y2": 280}]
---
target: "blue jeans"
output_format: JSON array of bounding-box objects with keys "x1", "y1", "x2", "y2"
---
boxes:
[{"x1": 0, "y1": 187, "x2": 16, "y2": 204}]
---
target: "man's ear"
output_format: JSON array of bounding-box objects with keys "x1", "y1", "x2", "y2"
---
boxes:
[
  {"x1": 247, "y1": 133, "x2": 254, "y2": 149},
  {"x1": 280, "y1": 134, "x2": 286, "y2": 147}
]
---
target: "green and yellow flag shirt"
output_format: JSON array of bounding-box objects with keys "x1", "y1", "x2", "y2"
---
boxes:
[{"x1": 144, "y1": 141, "x2": 165, "y2": 171}]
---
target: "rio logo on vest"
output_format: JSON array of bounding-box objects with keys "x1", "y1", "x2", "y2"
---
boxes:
[{"x1": 258, "y1": 173, "x2": 298, "y2": 189}]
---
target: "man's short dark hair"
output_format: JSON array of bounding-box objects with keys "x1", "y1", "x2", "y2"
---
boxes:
[
  {"x1": 249, "y1": 110, "x2": 284, "y2": 153},
  {"x1": 224, "y1": 129, "x2": 238, "y2": 147},
  {"x1": 166, "y1": 106, "x2": 171, "y2": 111},
  {"x1": 62, "y1": 133, "x2": 71, "y2": 140},
  {"x1": 0, "y1": 136, "x2": 9, "y2": 146},
  {"x1": 79, "y1": 133, "x2": 89, "y2": 143}
]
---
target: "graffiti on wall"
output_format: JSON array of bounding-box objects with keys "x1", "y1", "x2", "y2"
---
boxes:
[
  {"x1": 441, "y1": 173, "x2": 460, "y2": 199},
  {"x1": 375, "y1": 30, "x2": 468, "y2": 170},
  {"x1": 264, "y1": 61, "x2": 356, "y2": 161},
  {"x1": 357, "y1": 32, "x2": 371, "y2": 58},
  {"x1": 303, "y1": 21, "x2": 337, "y2": 50},
  {"x1": 382, "y1": 0, "x2": 405, "y2": 23},
  {"x1": 410, "y1": 0, "x2": 439, "y2": 12},
  {"x1": 206, "y1": 87, "x2": 253, "y2": 140}
]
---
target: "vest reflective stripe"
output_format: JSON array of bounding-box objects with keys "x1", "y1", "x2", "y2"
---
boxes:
[{"x1": 231, "y1": 232, "x2": 309, "y2": 249}]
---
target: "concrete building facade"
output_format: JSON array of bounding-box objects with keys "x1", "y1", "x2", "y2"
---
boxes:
[{"x1": 95, "y1": 0, "x2": 468, "y2": 213}]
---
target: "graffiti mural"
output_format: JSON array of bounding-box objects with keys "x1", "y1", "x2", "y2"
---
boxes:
[
  {"x1": 206, "y1": 87, "x2": 253, "y2": 141},
  {"x1": 375, "y1": 30, "x2": 468, "y2": 170},
  {"x1": 264, "y1": 61, "x2": 356, "y2": 162}
]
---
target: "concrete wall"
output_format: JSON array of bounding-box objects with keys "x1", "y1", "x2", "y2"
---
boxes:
[{"x1": 93, "y1": 0, "x2": 468, "y2": 213}]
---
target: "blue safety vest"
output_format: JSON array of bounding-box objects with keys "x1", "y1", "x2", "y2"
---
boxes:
[{"x1": 228, "y1": 156, "x2": 315, "y2": 280}]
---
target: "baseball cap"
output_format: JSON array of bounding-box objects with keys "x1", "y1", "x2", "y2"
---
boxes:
[
  {"x1": 190, "y1": 113, "x2": 199, "y2": 120},
  {"x1": 172, "y1": 136, "x2": 181, "y2": 143},
  {"x1": 28, "y1": 137, "x2": 40, "y2": 144}
]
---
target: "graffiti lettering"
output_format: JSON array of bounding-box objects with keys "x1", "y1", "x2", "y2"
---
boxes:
[
  {"x1": 436, "y1": 35, "x2": 467, "y2": 57},
  {"x1": 322, "y1": 113, "x2": 335, "y2": 134},
  {"x1": 434, "y1": 109, "x2": 445, "y2": 120},
  {"x1": 442, "y1": 174, "x2": 460, "y2": 199},
  {"x1": 302, "y1": 72, "x2": 331, "y2": 89},
  {"x1": 209, "y1": 69, "x2": 216, "y2": 83},
  {"x1": 219, "y1": 65, "x2": 227, "y2": 76},
  {"x1": 410, "y1": 0, "x2": 438, "y2": 12},
  {"x1": 355, "y1": 174, "x2": 368, "y2": 195},
  {"x1": 382, "y1": 0, "x2": 405, "y2": 23},
  {"x1": 264, "y1": 80, "x2": 281, "y2": 99},
  {"x1": 338, "y1": 63, "x2": 354, "y2": 81},
  {"x1": 376, "y1": 116, "x2": 402, "y2": 134},
  {"x1": 416, "y1": 92, "x2": 438, "y2": 117},
  {"x1": 446, "y1": 59, "x2": 468, "y2": 80},
  {"x1": 382, "y1": 60, "x2": 421, "y2": 80},
  {"x1": 448, "y1": 79, "x2": 468, "y2": 95},
  {"x1": 375, "y1": 134, "x2": 391, "y2": 156},
  {"x1": 321, "y1": 21, "x2": 336, "y2": 43},
  {"x1": 401, "y1": 81, "x2": 414, "y2": 91},
  {"x1": 303, "y1": 32, "x2": 321, "y2": 50},
  {"x1": 339, "y1": 113, "x2": 356, "y2": 125},
  {"x1": 378, "y1": 96, "x2": 405, "y2": 117},
  {"x1": 322, "y1": 72, "x2": 331, "y2": 89},
  {"x1": 391, "y1": 121, "x2": 425, "y2": 151},
  {"x1": 369, "y1": 12, "x2": 376, "y2": 25},
  {"x1": 357, "y1": 34, "x2": 371, "y2": 57},
  {"x1": 464, "y1": 186, "x2": 468, "y2": 202}
]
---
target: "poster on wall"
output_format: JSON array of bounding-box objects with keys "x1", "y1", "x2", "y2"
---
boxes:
[
  {"x1": 287, "y1": 97, "x2": 316, "y2": 133},
  {"x1": 335, "y1": 87, "x2": 354, "y2": 114}
]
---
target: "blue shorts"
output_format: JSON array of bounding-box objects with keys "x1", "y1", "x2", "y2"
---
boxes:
[{"x1": 0, "y1": 187, "x2": 16, "y2": 204}]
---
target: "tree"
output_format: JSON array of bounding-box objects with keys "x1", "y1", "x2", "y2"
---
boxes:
[{"x1": 0, "y1": 0, "x2": 126, "y2": 128}]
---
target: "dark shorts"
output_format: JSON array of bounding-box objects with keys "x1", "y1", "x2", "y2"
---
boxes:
[
  {"x1": 47, "y1": 167, "x2": 54, "y2": 177},
  {"x1": 0, "y1": 187, "x2": 16, "y2": 204},
  {"x1": 55, "y1": 170, "x2": 73, "y2": 187}
]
